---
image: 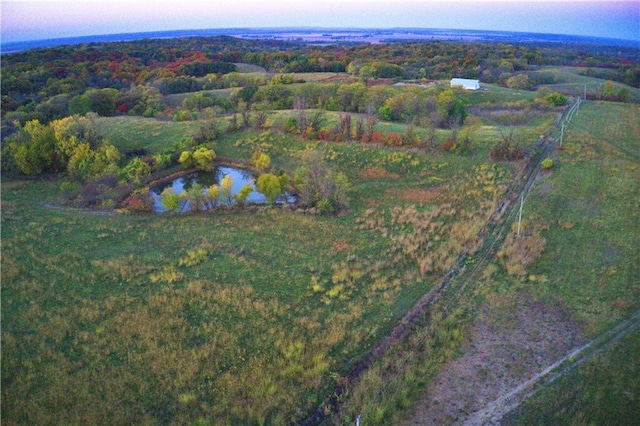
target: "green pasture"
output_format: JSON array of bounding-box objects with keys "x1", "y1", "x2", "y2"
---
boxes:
[
  {"x1": 532, "y1": 66, "x2": 640, "y2": 101},
  {"x1": 4, "y1": 71, "x2": 637, "y2": 424},
  {"x1": 164, "y1": 88, "x2": 239, "y2": 109},
  {"x1": 2, "y1": 99, "x2": 521, "y2": 424},
  {"x1": 234, "y1": 63, "x2": 268, "y2": 74},
  {"x1": 97, "y1": 116, "x2": 201, "y2": 153},
  {"x1": 491, "y1": 101, "x2": 640, "y2": 424},
  {"x1": 332, "y1": 100, "x2": 640, "y2": 424},
  {"x1": 523, "y1": 101, "x2": 640, "y2": 334},
  {"x1": 466, "y1": 83, "x2": 539, "y2": 102}
]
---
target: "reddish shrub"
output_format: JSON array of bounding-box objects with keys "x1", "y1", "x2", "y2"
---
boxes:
[
  {"x1": 316, "y1": 131, "x2": 329, "y2": 140},
  {"x1": 490, "y1": 141, "x2": 525, "y2": 161},
  {"x1": 122, "y1": 189, "x2": 154, "y2": 212},
  {"x1": 442, "y1": 138, "x2": 455, "y2": 152},
  {"x1": 371, "y1": 131, "x2": 385, "y2": 145},
  {"x1": 124, "y1": 197, "x2": 147, "y2": 212},
  {"x1": 385, "y1": 132, "x2": 403, "y2": 147}
]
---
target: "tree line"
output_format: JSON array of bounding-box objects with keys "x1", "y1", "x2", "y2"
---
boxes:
[{"x1": 3, "y1": 36, "x2": 638, "y2": 132}]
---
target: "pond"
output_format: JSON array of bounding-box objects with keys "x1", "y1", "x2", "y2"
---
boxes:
[{"x1": 150, "y1": 166, "x2": 295, "y2": 213}]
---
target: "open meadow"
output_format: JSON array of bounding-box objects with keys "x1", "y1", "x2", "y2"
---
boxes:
[
  {"x1": 1, "y1": 34, "x2": 639, "y2": 425},
  {"x1": 2, "y1": 80, "x2": 537, "y2": 424},
  {"x1": 344, "y1": 100, "x2": 640, "y2": 425}
]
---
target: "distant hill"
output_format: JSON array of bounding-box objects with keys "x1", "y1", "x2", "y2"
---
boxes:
[{"x1": 2, "y1": 27, "x2": 638, "y2": 54}]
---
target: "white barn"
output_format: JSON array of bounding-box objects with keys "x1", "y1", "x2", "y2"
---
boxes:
[{"x1": 450, "y1": 78, "x2": 481, "y2": 90}]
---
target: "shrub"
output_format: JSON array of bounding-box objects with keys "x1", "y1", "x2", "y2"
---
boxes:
[
  {"x1": 192, "y1": 147, "x2": 216, "y2": 172},
  {"x1": 150, "y1": 266, "x2": 183, "y2": 284},
  {"x1": 547, "y1": 92, "x2": 568, "y2": 106},
  {"x1": 294, "y1": 150, "x2": 350, "y2": 214},
  {"x1": 178, "y1": 151, "x2": 193, "y2": 169},
  {"x1": 183, "y1": 183, "x2": 208, "y2": 212},
  {"x1": 442, "y1": 137, "x2": 455, "y2": 152},
  {"x1": 490, "y1": 131, "x2": 525, "y2": 162},
  {"x1": 385, "y1": 132, "x2": 403, "y2": 147},
  {"x1": 256, "y1": 173, "x2": 284, "y2": 204},
  {"x1": 251, "y1": 151, "x2": 271, "y2": 173},
  {"x1": 123, "y1": 157, "x2": 151, "y2": 183},
  {"x1": 235, "y1": 183, "x2": 253, "y2": 206},
  {"x1": 498, "y1": 220, "x2": 548, "y2": 276},
  {"x1": 541, "y1": 157, "x2": 554, "y2": 170},
  {"x1": 153, "y1": 153, "x2": 173, "y2": 170},
  {"x1": 490, "y1": 141, "x2": 524, "y2": 162},
  {"x1": 178, "y1": 247, "x2": 209, "y2": 267},
  {"x1": 370, "y1": 131, "x2": 385, "y2": 145},
  {"x1": 122, "y1": 188, "x2": 154, "y2": 213},
  {"x1": 160, "y1": 188, "x2": 184, "y2": 212}
]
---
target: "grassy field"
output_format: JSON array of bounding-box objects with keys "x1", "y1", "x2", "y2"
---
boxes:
[
  {"x1": 164, "y1": 88, "x2": 239, "y2": 109},
  {"x1": 331, "y1": 100, "x2": 640, "y2": 424},
  {"x1": 97, "y1": 116, "x2": 201, "y2": 153},
  {"x1": 497, "y1": 100, "x2": 640, "y2": 423},
  {"x1": 507, "y1": 327, "x2": 640, "y2": 425},
  {"x1": 531, "y1": 66, "x2": 640, "y2": 101},
  {"x1": 1, "y1": 95, "x2": 522, "y2": 424},
  {"x1": 2, "y1": 75, "x2": 637, "y2": 425},
  {"x1": 525, "y1": 101, "x2": 640, "y2": 334}
]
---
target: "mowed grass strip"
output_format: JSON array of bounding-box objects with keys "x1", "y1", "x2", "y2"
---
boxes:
[{"x1": 524, "y1": 101, "x2": 640, "y2": 334}]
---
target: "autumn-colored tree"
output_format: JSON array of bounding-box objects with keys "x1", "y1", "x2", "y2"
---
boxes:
[
  {"x1": 220, "y1": 174, "x2": 234, "y2": 205},
  {"x1": 66, "y1": 143, "x2": 96, "y2": 180},
  {"x1": 192, "y1": 147, "x2": 216, "y2": 172},
  {"x1": 160, "y1": 187, "x2": 184, "y2": 212},
  {"x1": 294, "y1": 150, "x2": 350, "y2": 214},
  {"x1": 256, "y1": 173, "x2": 283, "y2": 204},
  {"x1": 206, "y1": 184, "x2": 221, "y2": 208},
  {"x1": 340, "y1": 114, "x2": 352, "y2": 141},
  {"x1": 235, "y1": 183, "x2": 254, "y2": 206},
  {"x1": 238, "y1": 85, "x2": 258, "y2": 107},
  {"x1": 123, "y1": 157, "x2": 151, "y2": 183},
  {"x1": 7, "y1": 120, "x2": 63, "y2": 175},
  {"x1": 436, "y1": 89, "x2": 467, "y2": 128},
  {"x1": 251, "y1": 151, "x2": 271, "y2": 173},
  {"x1": 179, "y1": 151, "x2": 193, "y2": 169},
  {"x1": 506, "y1": 74, "x2": 530, "y2": 91},
  {"x1": 51, "y1": 114, "x2": 103, "y2": 158},
  {"x1": 182, "y1": 183, "x2": 208, "y2": 212}
]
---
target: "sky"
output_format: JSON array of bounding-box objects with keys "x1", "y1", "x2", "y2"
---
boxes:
[{"x1": 2, "y1": 0, "x2": 639, "y2": 43}]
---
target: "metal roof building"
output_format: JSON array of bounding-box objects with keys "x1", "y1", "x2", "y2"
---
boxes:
[{"x1": 450, "y1": 78, "x2": 481, "y2": 90}]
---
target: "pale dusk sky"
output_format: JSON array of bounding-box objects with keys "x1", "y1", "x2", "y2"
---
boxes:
[{"x1": 2, "y1": 0, "x2": 639, "y2": 43}]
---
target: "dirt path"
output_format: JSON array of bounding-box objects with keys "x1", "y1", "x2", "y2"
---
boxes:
[
  {"x1": 463, "y1": 309, "x2": 640, "y2": 425},
  {"x1": 402, "y1": 297, "x2": 584, "y2": 425}
]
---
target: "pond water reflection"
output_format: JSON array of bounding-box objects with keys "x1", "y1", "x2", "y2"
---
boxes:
[{"x1": 150, "y1": 166, "x2": 294, "y2": 212}]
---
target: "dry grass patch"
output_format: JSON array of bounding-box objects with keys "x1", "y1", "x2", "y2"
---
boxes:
[
  {"x1": 332, "y1": 240, "x2": 351, "y2": 253},
  {"x1": 388, "y1": 186, "x2": 444, "y2": 204},
  {"x1": 360, "y1": 166, "x2": 400, "y2": 180}
]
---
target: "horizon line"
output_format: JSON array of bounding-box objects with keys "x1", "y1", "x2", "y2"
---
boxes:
[{"x1": 2, "y1": 26, "x2": 638, "y2": 53}]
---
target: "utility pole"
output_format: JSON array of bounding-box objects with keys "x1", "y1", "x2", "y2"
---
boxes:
[
  {"x1": 560, "y1": 122, "x2": 565, "y2": 147},
  {"x1": 517, "y1": 194, "x2": 524, "y2": 238}
]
